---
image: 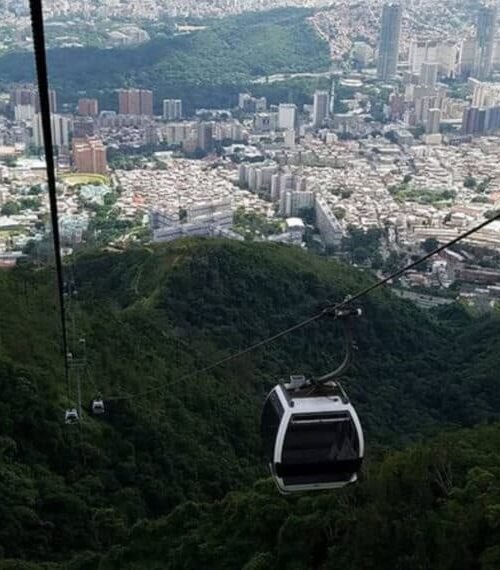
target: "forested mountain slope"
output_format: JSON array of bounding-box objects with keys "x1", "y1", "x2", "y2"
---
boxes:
[
  {"x1": 0, "y1": 9, "x2": 330, "y2": 111},
  {"x1": 0, "y1": 239, "x2": 498, "y2": 568},
  {"x1": 97, "y1": 423, "x2": 500, "y2": 570}
]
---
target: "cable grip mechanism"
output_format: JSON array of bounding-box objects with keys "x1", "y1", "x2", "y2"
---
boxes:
[{"x1": 313, "y1": 304, "x2": 362, "y2": 385}]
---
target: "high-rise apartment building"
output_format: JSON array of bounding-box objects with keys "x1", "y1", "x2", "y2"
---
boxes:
[
  {"x1": 32, "y1": 113, "x2": 71, "y2": 149},
  {"x1": 118, "y1": 89, "x2": 153, "y2": 116},
  {"x1": 315, "y1": 197, "x2": 343, "y2": 247},
  {"x1": 73, "y1": 117, "x2": 96, "y2": 138},
  {"x1": 10, "y1": 86, "x2": 36, "y2": 107},
  {"x1": 459, "y1": 38, "x2": 478, "y2": 76},
  {"x1": 197, "y1": 122, "x2": 214, "y2": 151},
  {"x1": 409, "y1": 39, "x2": 458, "y2": 77},
  {"x1": 475, "y1": 3, "x2": 498, "y2": 79},
  {"x1": 278, "y1": 103, "x2": 297, "y2": 130},
  {"x1": 420, "y1": 62, "x2": 439, "y2": 87},
  {"x1": 14, "y1": 105, "x2": 35, "y2": 122},
  {"x1": 377, "y1": 3, "x2": 402, "y2": 80},
  {"x1": 426, "y1": 108, "x2": 441, "y2": 134},
  {"x1": 462, "y1": 103, "x2": 500, "y2": 135},
  {"x1": 78, "y1": 98, "x2": 99, "y2": 116},
  {"x1": 163, "y1": 99, "x2": 183, "y2": 121},
  {"x1": 254, "y1": 112, "x2": 278, "y2": 132},
  {"x1": 238, "y1": 93, "x2": 266, "y2": 113},
  {"x1": 409, "y1": 40, "x2": 437, "y2": 74},
  {"x1": 284, "y1": 129, "x2": 296, "y2": 147},
  {"x1": 164, "y1": 122, "x2": 196, "y2": 145},
  {"x1": 10, "y1": 86, "x2": 57, "y2": 113},
  {"x1": 73, "y1": 137, "x2": 108, "y2": 174},
  {"x1": 312, "y1": 90, "x2": 330, "y2": 128}
]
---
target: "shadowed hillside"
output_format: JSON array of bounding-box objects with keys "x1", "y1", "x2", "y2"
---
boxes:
[{"x1": 0, "y1": 239, "x2": 498, "y2": 567}]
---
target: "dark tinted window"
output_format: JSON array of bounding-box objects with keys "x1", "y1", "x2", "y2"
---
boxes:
[
  {"x1": 261, "y1": 391, "x2": 284, "y2": 461},
  {"x1": 282, "y1": 413, "x2": 359, "y2": 465}
]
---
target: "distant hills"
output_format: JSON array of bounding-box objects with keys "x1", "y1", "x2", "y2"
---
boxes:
[
  {"x1": 0, "y1": 8, "x2": 331, "y2": 112},
  {"x1": 0, "y1": 239, "x2": 498, "y2": 567}
]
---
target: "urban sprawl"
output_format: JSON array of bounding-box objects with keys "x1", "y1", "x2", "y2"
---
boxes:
[{"x1": 1, "y1": 0, "x2": 500, "y2": 310}]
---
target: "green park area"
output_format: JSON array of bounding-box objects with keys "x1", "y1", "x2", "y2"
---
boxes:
[{"x1": 61, "y1": 173, "x2": 110, "y2": 186}]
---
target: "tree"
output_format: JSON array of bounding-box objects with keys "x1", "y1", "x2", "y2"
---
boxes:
[
  {"x1": 353, "y1": 246, "x2": 369, "y2": 263},
  {"x1": 464, "y1": 175, "x2": 477, "y2": 189},
  {"x1": 22, "y1": 240, "x2": 37, "y2": 256},
  {"x1": 422, "y1": 237, "x2": 439, "y2": 253},
  {"x1": 103, "y1": 193, "x2": 117, "y2": 207},
  {"x1": 3, "y1": 156, "x2": 17, "y2": 168},
  {"x1": 340, "y1": 189, "x2": 353, "y2": 199},
  {"x1": 28, "y1": 185, "x2": 42, "y2": 196},
  {"x1": 411, "y1": 125, "x2": 425, "y2": 138},
  {"x1": 371, "y1": 251, "x2": 384, "y2": 269},
  {"x1": 477, "y1": 178, "x2": 491, "y2": 193},
  {"x1": 19, "y1": 198, "x2": 41, "y2": 211},
  {"x1": 1, "y1": 201, "x2": 20, "y2": 216},
  {"x1": 484, "y1": 209, "x2": 500, "y2": 220},
  {"x1": 333, "y1": 207, "x2": 345, "y2": 220},
  {"x1": 383, "y1": 250, "x2": 405, "y2": 273}
]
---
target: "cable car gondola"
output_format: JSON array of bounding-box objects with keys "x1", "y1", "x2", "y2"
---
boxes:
[
  {"x1": 64, "y1": 408, "x2": 79, "y2": 424},
  {"x1": 91, "y1": 397, "x2": 105, "y2": 415},
  {"x1": 261, "y1": 307, "x2": 364, "y2": 493}
]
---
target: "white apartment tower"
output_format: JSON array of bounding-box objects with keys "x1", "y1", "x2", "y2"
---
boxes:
[
  {"x1": 163, "y1": 99, "x2": 183, "y2": 121},
  {"x1": 312, "y1": 90, "x2": 330, "y2": 128},
  {"x1": 32, "y1": 113, "x2": 71, "y2": 149},
  {"x1": 278, "y1": 103, "x2": 297, "y2": 130}
]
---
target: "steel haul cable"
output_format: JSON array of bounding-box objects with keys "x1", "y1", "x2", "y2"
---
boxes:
[
  {"x1": 108, "y1": 211, "x2": 500, "y2": 402},
  {"x1": 29, "y1": 0, "x2": 71, "y2": 397}
]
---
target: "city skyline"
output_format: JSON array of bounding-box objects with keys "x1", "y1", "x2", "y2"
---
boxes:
[{"x1": 0, "y1": 0, "x2": 500, "y2": 310}]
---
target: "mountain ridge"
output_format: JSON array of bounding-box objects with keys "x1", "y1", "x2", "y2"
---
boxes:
[{"x1": 0, "y1": 8, "x2": 330, "y2": 111}]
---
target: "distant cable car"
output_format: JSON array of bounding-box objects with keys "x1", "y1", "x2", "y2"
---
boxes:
[
  {"x1": 64, "y1": 408, "x2": 79, "y2": 424},
  {"x1": 261, "y1": 306, "x2": 364, "y2": 493},
  {"x1": 91, "y1": 398, "x2": 105, "y2": 415}
]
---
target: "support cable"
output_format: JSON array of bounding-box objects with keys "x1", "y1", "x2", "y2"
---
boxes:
[{"x1": 29, "y1": 0, "x2": 70, "y2": 396}]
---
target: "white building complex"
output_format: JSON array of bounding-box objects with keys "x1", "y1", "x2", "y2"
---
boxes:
[
  {"x1": 278, "y1": 104, "x2": 297, "y2": 130},
  {"x1": 151, "y1": 198, "x2": 242, "y2": 243},
  {"x1": 32, "y1": 113, "x2": 72, "y2": 149},
  {"x1": 315, "y1": 197, "x2": 343, "y2": 248},
  {"x1": 163, "y1": 99, "x2": 183, "y2": 121}
]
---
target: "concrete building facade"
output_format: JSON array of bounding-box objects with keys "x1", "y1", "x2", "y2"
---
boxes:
[
  {"x1": 118, "y1": 89, "x2": 153, "y2": 116},
  {"x1": 163, "y1": 99, "x2": 182, "y2": 121},
  {"x1": 73, "y1": 137, "x2": 108, "y2": 174},
  {"x1": 377, "y1": 3, "x2": 402, "y2": 80}
]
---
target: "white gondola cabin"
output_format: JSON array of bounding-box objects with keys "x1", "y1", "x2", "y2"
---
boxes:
[
  {"x1": 261, "y1": 375, "x2": 364, "y2": 493},
  {"x1": 91, "y1": 399, "x2": 105, "y2": 415},
  {"x1": 65, "y1": 408, "x2": 79, "y2": 424}
]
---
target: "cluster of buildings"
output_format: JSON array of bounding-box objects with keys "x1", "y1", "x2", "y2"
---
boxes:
[
  {"x1": 376, "y1": 3, "x2": 500, "y2": 82},
  {"x1": 6, "y1": 84, "x2": 108, "y2": 174},
  {"x1": 151, "y1": 198, "x2": 242, "y2": 242},
  {"x1": 2, "y1": 0, "x2": 500, "y2": 307},
  {"x1": 238, "y1": 163, "x2": 315, "y2": 218},
  {"x1": 461, "y1": 79, "x2": 500, "y2": 136}
]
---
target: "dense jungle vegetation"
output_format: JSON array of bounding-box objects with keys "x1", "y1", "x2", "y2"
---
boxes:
[
  {"x1": 0, "y1": 239, "x2": 499, "y2": 568},
  {"x1": 0, "y1": 9, "x2": 331, "y2": 112}
]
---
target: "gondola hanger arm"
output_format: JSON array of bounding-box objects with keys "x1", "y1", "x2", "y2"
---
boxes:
[{"x1": 313, "y1": 305, "x2": 361, "y2": 385}]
